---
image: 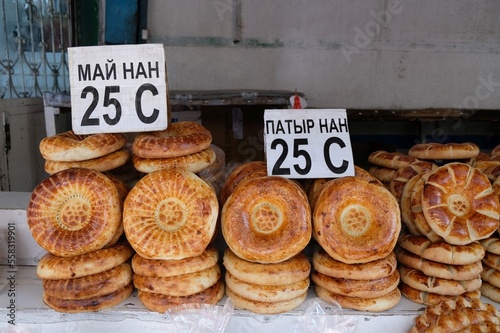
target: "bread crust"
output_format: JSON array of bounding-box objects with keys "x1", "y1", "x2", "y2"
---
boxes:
[
  {"x1": 312, "y1": 248, "x2": 397, "y2": 280},
  {"x1": 123, "y1": 169, "x2": 218, "y2": 260},
  {"x1": 421, "y1": 163, "x2": 500, "y2": 245},
  {"x1": 137, "y1": 280, "x2": 225, "y2": 313},
  {"x1": 368, "y1": 150, "x2": 418, "y2": 170},
  {"x1": 131, "y1": 246, "x2": 218, "y2": 278},
  {"x1": 226, "y1": 287, "x2": 307, "y2": 314},
  {"x1": 398, "y1": 234, "x2": 485, "y2": 265},
  {"x1": 223, "y1": 248, "x2": 310, "y2": 285},
  {"x1": 42, "y1": 263, "x2": 132, "y2": 300},
  {"x1": 132, "y1": 147, "x2": 216, "y2": 174},
  {"x1": 400, "y1": 282, "x2": 480, "y2": 306},
  {"x1": 132, "y1": 121, "x2": 212, "y2": 158},
  {"x1": 313, "y1": 176, "x2": 401, "y2": 264},
  {"x1": 36, "y1": 242, "x2": 134, "y2": 279},
  {"x1": 40, "y1": 130, "x2": 127, "y2": 162},
  {"x1": 43, "y1": 283, "x2": 133, "y2": 313},
  {"x1": 408, "y1": 142, "x2": 480, "y2": 160},
  {"x1": 368, "y1": 165, "x2": 397, "y2": 183},
  {"x1": 27, "y1": 168, "x2": 122, "y2": 257},
  {"x1": 315, "y1": 285, "x2": 401, "y2": 312},
  {"x1": 44, "y1": 148, "x2": 130, "y2": 174},
  {"x1": 222, "y1": 176, "x2": 311, "y2": 264},
  {"x1": 389, "y1": 161, "x2": 437, "y2": 203},
  {"x1": 219, "y1": 161, "x2": 268, "y2": 205}
]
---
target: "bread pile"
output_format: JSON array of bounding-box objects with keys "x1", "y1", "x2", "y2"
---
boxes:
[
  {"x1": 368, "y1": 150, "x2": 420, "y2": 187},
  {"x1": 27, "y1": 167, "x2": 133, "y2": 312},
  {"x1": 131, "y1": 121, "x2": 216, "y2": 174},
  {"x1": 311, "y1": 176, "x2": 402, "y2": 312},
  {"x1": 408, "y1": 296, "x2": 500, "y2": 332},
  {"x1": 221, "y1": 162, "x2": 312, "y2": 314},
  {"x1": 372, "y1": 143, "x2": 500, "y2": 306},
  {"x1": 39, "y1": 130, "x2": 130, "y2": 175},
  {"x1": 122, "y1": 168, "x2": 223, "y2": 312}
]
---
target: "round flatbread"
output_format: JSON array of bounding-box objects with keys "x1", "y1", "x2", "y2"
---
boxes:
[
  {"x1": 408, "y1": 142, "x2": 480, "y2": 160},
  {"x1": 398, "y1": 265, "x2": 481, "y2": 296},
  {"x1": 225, "y1": 271, "x2": 309, "y2": 303},
  {"x1": 131, "y1": 246, "x2": 218, "y2": 277},
  {"x1": 43, "y1": 283, "x2": 133, "y2": 313},
  {"x1": 313, "y1": 176, "x2": 401, "y2": 264},
  {"x1": 39, "y1": 131, "x2": 127, "y2": 162},
  {"x1": 368, "y1": 165, "x2": 398, "y2": 183},
  {"x1": 398, "y1": 234, "x2": 485, "y2": 265},
  {"x1": 311, "y1": 270, "x2": 400, "y2": 299},
  {"x1": 132, "y1": 121, "x2": 212, "y2": 159},
  {"x1": 222, "y1": 248, "x2": 310, "y2": 286},
  {"x1": 132, "y1": 147, "x2": 216, "y2": 174},
  {"x1": 137, "y1": 280, "x2": 225, "y2": 313},
  {"x1": 400, "y1": 174, "x2": 425, "y2": 236},
  {"x1": 315, "y1": 285, "x2": 401, "y2": 312},
  {"x1": 226, "y1": 286, "x2": 307, "y2": 315},
  {"x1": 481, "y1": 280, "x2": 500, "y2": 303},
  {"x1": 44, "y1": 148, "x2": 130, "y2": 175},
  {"x1": 222, "y1": 176, "x2": 311, "y2": 264},
  {"x1": 312, "y1": 247, "x2": 397, "y2": 280},
  {"x1": 27, "y1": 168, "x2": 122, "y2": 257},
  {"x1": 368, "y1": 150, "x2": 418, "y2": 170},
  {"x1": 483, "y1": 251, "x2": 500, "y2": 271},
  {"x1": 123, "y1": 169, "x2": 218, "y2": 260},
  {"x1": 42, "y1": 263, "x2": 132, "y2": 300},
  {"x1": 219, "y1": 161, "x2": 268, "y2": 206},
  {"x1": 133, "y1": 264, "x2": 221, "y2": 297},
  {"x1": 481, "y1": 267, "x2": 500, "y2": 289},
  {"x1": 395, "y1": 247, "x2": 483, "y2": 281},
  {"x1": 400, "y1": 282, "x2": 481, "y2": 306},
  {"x1": 389, "y1": 161, "x2": 437, "y2": 203},
  {"x1": 421, "y1": 162, "x2": 500, "y2": 245},
  {"x1": 36, "y1": 241, "x2": 134, "y2": 279}
]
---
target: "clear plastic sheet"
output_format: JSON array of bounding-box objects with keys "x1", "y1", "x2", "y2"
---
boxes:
[
  {"x1": 166, "y1": 297, "x2": 234, "y2": 333},
  {"x1": 293, "y1": 298, "x2": 358, "y2": 333}
]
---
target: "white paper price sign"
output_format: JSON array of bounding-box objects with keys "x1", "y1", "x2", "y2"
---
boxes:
[
  {"x1": 68, "y1": 44, "x2": 168, "y2": 134},
  {"x1": 264, "y1": 109, "x2": 355, "y2": 179}
]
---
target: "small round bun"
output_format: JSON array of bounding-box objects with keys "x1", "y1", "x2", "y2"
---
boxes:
[
  {"x1": 313, "y1": 176, "x2": 401, "y2": 264},
  {"x1": 27, "y1": 168, "x2": 122, "y2": 257},
  {"x1": 39, "y1": 130, "x2": 127, "y2": 162},
  {"x1": 132, "y1": 121, "x2": 212, "y2": 158},
  {"x1": 44, "y1": 148, "x2": 130, "y2": 174},
  {"x1": 408, "y1": 142, "x2": 480, "y2": 160},
  {"x1": 222, "y1": 176, "x2": 311, "y2": 263},
  {"x1": 123, "y1": 169, "x2": 218, "y2": 260}
]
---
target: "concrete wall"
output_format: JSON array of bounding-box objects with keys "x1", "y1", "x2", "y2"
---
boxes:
[{"x1": 147, "y1": 0, "x2": 500, "y2": 109}]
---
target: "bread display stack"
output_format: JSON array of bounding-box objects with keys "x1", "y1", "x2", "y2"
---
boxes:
[
  {"x1": 368, "y1": 150, "x2": 420, "y2": 187},
  {"x1": 122, "y1": 168, "x2": 223, "y2": 312},
  {"x1": 27, "y1": 167, "x2": 134, "y2": 312},
  {"x1": 131, "y1": 121, "x2": 216, "y2": 174},
  {"x1": 395, "y1": 142, "x2": 500, "y2": 306},
  {"x1": 39, "y1": 130, "x2": 130, "y2": 175},
  {"x1": 311, "y1": 176, "x2": 402, "y2": 312},
  {"x1": 221, "y1": 165, "x2": 312, "y2": 314}
]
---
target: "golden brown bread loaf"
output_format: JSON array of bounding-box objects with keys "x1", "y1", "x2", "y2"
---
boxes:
[
  {"x1": 368, "y1": 150, "x2": 419, "y2": 170},
  {"x1": 389, "y1": 161, "x2": 437, "y2": 203},
  {"x1": 123, "y1": 169, "x2": 218, "y2": 260},
  {"x1": 312, "y1": 247, "x2": 397, "y2": 280},
  {"x1": 27, "y1": 168, "x2": 122, "y2": 257},
  {"x1": 399, "y1": 282, "x2": 481, "y2": 306},
  {"x1": 222, "y1": 176, "x2": 311, "y2": 264},
  {"x1": 315, "y1": 285, "x2": 401, "y2": 312},
  {"x1": 219, "y1": 161, "x2": 268, "y2": 206},
  {"x1": 42, "y1": 263, "x2": 132, "y2": 300},
  {"x1": 483, "y1": 251, "x2": 500, "y2": 270},
  {"x1": 481, "y1": 237, "x2": 500, "y2": 256},
  {"x1": 313, "y1": 176, "x2": 401, "y2": 264},
  {"x1": 44, "y1": 148, "x2": 130, "y2": 174},
  {"x1": 398, "y1": 234, "x2": 485, "y2": 265},
  {"x1": 43, "y1": 283, "x2": 133, "y2": 313},
  {"x1": 36, "y1": 242, "x2": 134, "y2": 279},
  {"x1": 408, "y1": 142, "x2": 480, "y2": 160},
  {"x1": 368, "y1": 165, "x2": 398, "y2": 183},
  {"x1": 132, "y1": 121, "x2": 212, "y2": 159},
  {"x1": 131, "y1": 246, "x2": 218, "y2": 278},
  {"x1": 421, "y1": 162, "x2": 500, "y2": 245},
  {"x1": 132, "y1": 147, "x2": 216, "y2": 174},
  {"x1": 225, "y1": 287, "x2": 307, "y2": 315},
  {"x1": 481, "y1": 280, "x2": 500, "y2": 303},
  {"x1": 137, "y1": 280, "x2": 225, "y2": 313},
  {"x1": 222, "y1": 248, "x2": 310, "y2": 285},
  {"x1": 39, "y1": 131, "x2": 127, "y2": 162}
]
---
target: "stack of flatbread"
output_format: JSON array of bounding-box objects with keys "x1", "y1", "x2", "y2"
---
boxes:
[
  {"x1": 122, "y1": 168, "x2": 223, "y2": 312},
  {"x1": 312, "y1": 176, "x2": 402, "y2": 312},
  {"x1": 221, "y1": 167, "x2": 312, "y2": 314},
  {"x1": 27, "y1": 168, "x2": 133, "y2": 312},
  {"x1": 368, "y1": 150, "x2": 420, "y2": 188}
]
